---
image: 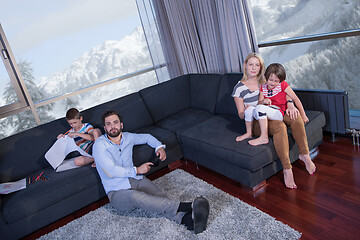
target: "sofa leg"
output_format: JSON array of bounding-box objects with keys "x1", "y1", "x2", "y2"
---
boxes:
[
  {"x1": 167, "y1": 159, "x2": 183, "y2": 170},
  {"x1": 249, "y1": 180, "x2": 267, "y2": 192},
  {"x1": 309, "y1": 147, "x2": 319, "y2": 159},
  {"x1": 331, "y1": 132, "x2": 336, "y2": 142}
]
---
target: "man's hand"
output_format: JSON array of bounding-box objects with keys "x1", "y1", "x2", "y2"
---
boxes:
[
  {"x1": 137, "y1": 162, "x2": 153, "y2": 174},
  {"x1": 156, "y1": 147, "x2": 166, "y2": 161}
]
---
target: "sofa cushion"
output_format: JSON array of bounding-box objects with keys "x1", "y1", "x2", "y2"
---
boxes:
[
  {"x1": 156, "y1": 109, "x2": 214, "y2": 136},
  {"x1": 81, "y1": 92, "x2": 153, "y2": 132},
  {"x1": 190, "y1": 74, "x2": 222, "y2": 113},
  {"x1": 0, "y1": 119, "x2": 69, "y2": 183},
  {"x1": 215, "y1": 73, "x2": 243, "y2": 116},
  {"x1": 140, "y1": 75, "x2": 190, "y2": 122},
  {"x1": 179, "y1": 115, "x2": 278, "y2": 172},
  {"x1": 1, "y1": 166, "x2": 103, "y2": 224},
  {"x1": 133, "y1": 125, "x2": 183, "y2": 174}
]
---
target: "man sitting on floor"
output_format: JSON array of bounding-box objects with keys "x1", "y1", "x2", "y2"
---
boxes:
[{"x1": 92, "y1": 110, "x2": 210, "y2": 234}]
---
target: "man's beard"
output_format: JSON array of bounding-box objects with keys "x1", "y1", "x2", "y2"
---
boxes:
[{"x1": 106, "y1": 128, "x2": 121, "y2": 138}]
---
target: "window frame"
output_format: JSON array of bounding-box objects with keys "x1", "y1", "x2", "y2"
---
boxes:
[
  {"x1": 0, "y1": 24, "x2": 40, "y2": 123},
  {"x1": 0, "y1": 24, "x2": 167, "y2": 128},
  {"x1": 257, "y1": 29, "x2": 360, "y2": 48}
]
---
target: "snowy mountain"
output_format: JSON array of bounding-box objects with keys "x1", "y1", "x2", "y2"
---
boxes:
[
  {"x1": 38, "y1": 26, "x2": 156, "y2": 117},
  {"x1": 29, "y1": 1, "x2": 360, "y2": 113},
  {"x1": 40, "y1": 26, "x2": 153, "y2": 95}
]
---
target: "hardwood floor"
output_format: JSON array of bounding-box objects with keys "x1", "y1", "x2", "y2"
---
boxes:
[
  {"x1": 179, "y1": 134, "x2": 360, "y2": 240},
  {"x1": 23, "y1": 134, "x2": 360, "y2": 240}
]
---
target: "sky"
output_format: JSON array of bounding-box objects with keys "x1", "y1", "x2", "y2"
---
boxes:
[{"x1": 0, "y1": 0, "x2": 142, "y2": 82}]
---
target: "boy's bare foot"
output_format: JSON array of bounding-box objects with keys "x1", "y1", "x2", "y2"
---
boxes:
[
  {"x1": 299, "y1": 154, "x2": 316, "y2": 175},
  {"x1": 236, "y1": 133, "x2": 252, "y2": 142},
  {"x1": 91, "y1": 162, "x2": 96, "y2": 168},
  {"x1": 283, "y1": 168, "x2": 297, "y2": 189},
  {"x1": 248, "y1": 137, "x2": 269, "y2": 146},
  {"x1": 74, "y1": 156, "x2": 85, "y2": 166},
  {"x1": 74, "y1": 156, "x2": 95, "y2": 167}
]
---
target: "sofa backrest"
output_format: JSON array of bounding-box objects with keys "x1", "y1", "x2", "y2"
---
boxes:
[
  {"x1": 189, "y1": 74, "x2": 222, "y2": 114},
  {"x1": 215, "y1": 73, "x2": 243, "y2": 116},
  {"x1": 0, "y1": 73, "x2": 243, "y2": 183},
  {"x1": 139, "y1": 75, "x2": 191, "y2": 122},
  {"x1": 0, "y1": 118, "x2": 69, "y2": 182},
  {"x1": 0, "y1": 92, "x2": 154, "y2": 183},
  {"x1": 81, "y1": 92, "x2": 154, "y2": 132}
]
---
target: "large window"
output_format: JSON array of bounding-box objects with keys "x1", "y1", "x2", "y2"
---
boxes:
[
  {"x1": 0, "y1": 0, "x2": 167, "y2": 139},
  {"x1": 250, "y1": 0, "x2": 360, "y2": 111}
]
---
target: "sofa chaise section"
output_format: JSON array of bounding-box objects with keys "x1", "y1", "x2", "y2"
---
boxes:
[
  {"x1": 179, "y1": 111, "x2": 325, "y2": 188},
  {"x1": 179, "y1": 73, "x2": 326, "y2": 188}
]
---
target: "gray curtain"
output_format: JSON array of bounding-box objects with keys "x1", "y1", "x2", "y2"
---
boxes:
[{"x1": 137, "y1": 0, "x2": 258, "y2": 79}]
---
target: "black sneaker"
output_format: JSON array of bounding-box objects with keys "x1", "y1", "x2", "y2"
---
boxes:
[{"x1": 192, "y1": 196, "x2": 210, "y2": 234}]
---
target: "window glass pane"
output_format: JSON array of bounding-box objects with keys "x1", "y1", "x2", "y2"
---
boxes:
[
  {"x1": 259, "y1": 36, "x2": 360, "y2": 110},
  {"x1": 137, "y1": 0, "x2": 170, "y2": 82},
  {"x1": 38, "y1": 71, "x2": 158, "y2": 123},
  {"x1": 0, "y1": 0, "x2": 153, "y2": 103},
  {"x1": 250, "y1": 0, "x2": 360, "y2": 43},
  {"x1": 0, "y1": 60, "x2": 19, "y2": 107},
  {"x1": 0, "y1": 110, "x2": 37, "y2": 140}
]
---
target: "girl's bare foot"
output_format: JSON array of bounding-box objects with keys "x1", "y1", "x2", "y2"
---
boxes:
[
  {"x1": 283, "y1": 168, "x2": 297, "y2": 189},
  {"x1": 298, "y1": 154, "x2": 316, "y2": 175},
  {"x1": 248, "y1": 137, "x2": 269, "y2": 146},
  {"x1": 236, "y1": 133, "x2": 252, "y2": 142}
]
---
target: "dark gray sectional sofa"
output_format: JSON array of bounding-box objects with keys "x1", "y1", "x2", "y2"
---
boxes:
[{"x1": 0, "y1": 73, "x2": 326, "y2": 239}]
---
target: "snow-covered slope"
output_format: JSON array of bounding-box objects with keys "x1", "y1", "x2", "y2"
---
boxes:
[
  {"x1": 40, "y1": 26, "x2": 152, "y2": 96},
  {"x1": 38, "y1": 26, "x2": 156, "y2": 117}
]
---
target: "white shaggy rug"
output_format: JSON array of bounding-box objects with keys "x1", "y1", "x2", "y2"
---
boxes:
[{"x1": 38, "y1": 169, "x2": 301, "y2": 240}]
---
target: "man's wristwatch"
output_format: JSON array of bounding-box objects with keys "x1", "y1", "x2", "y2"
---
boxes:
[{"x1": 287, "y1": 100, "x2": 294, "y2": 104}]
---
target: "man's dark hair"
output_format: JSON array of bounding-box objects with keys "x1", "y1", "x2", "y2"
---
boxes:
[
  {"x1": 101, "y1": 110, "x2": 123, "y2": 126},
  {"x1": 66, "y1": 108, "x2": 81, "y2": 120},
  {"x1": 265, "y1": 63, "x2": 286, "y2": 82}
]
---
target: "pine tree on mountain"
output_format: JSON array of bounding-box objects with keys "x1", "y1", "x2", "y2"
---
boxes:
[{"x1": 1, "y1": 60, "x2": 54, "y2": 137}]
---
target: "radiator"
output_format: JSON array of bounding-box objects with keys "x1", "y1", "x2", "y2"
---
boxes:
[{"x1": 294, "y1": 89, "x2": 350, "y2": 139}]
